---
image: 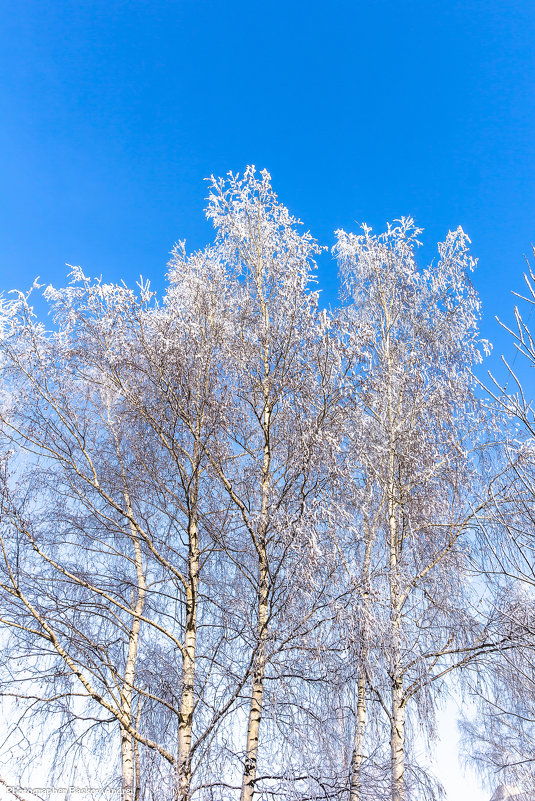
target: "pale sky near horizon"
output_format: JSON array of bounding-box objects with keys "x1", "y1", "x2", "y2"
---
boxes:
[
  {"x1": 0, "y1": 698, "x2": 494, "y2": 801},
  {"x1": 434, "y1": 698, "x2": 489, "y2": 801}
]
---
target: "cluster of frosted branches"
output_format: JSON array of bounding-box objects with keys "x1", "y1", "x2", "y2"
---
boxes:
[{"x1": 0, "y1": 168, "x2": 520, "y2": 801}]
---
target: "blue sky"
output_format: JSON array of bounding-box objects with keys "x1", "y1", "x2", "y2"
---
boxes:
[
  {"x1": 2, "y1": 2, "x2": 533, "y2": 796},
  {"x1": 1, "y1": 1, "x2": 534, "y2": 371}
]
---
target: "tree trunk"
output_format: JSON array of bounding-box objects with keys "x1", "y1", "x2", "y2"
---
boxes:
[
  {"x1": 389, "y1": 504, "x2": 406, "y2": 801},
  {"x1": 349, "y1": 672, "x2": 367, "y2": 801},
  {"x1": 120, "y1": 522, "x2": 146, "y2": 801},
  {"x1": 134, "y1": 702, "x2": 142, "y2": 801},
  {"x1": 177, "y1": 469, "x2": 200, "y2": 801},
  {"x1": 350, "y1": 525, "x2": 374, "y2": 800},
  {"x1": 120, "y1": 725, "x2": 135, "y2": 801},
  {"x1": 241, "y1": 555, "x2": 268, "y2": 801},
  {"x1": 385, "y1": 336, "x2": 406, "y2": 801},
  {"x1": 388, "y1": 470, "x2": 405, "y2": 801},
  {"x1": 391, "y1": 678, "x2": 406, "y2": 801},
  {"x1": 241, "y1": 376, "x2": 271, "y2": 801}
]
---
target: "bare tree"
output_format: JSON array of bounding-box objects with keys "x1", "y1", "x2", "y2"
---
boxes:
[
  {"x1": 462, "y1": 249, "x2": 535, "y2": 795},
  {"x1": 333, "y1": 219, "x2": 491, "y2": 801},
  {"x1": 0, "y1": 254, "x2": 246, "y2": 799},
  {"x1": 0, "y1": 170, "x2": 340, "y2": 801},
  {"x1": 203, "y1": 168, "x2": 340, "y2": 800},
  {"x1": 0, "y1": 172, "x2": 505, "y2": 801}
]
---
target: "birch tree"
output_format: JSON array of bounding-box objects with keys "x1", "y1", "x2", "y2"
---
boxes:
[
  {"x1": 0, "y1": 170, "x2": 504, "y2": 801},
  {"x1": 462, "y1": 250, "x2": 535, "y2": 794},
  {"x1": 334, "y1": 219, "x2": 490, "y2": 801},
  {"x1": 204, "y1": 168, "x2": 339, "y2": 800},
  {"x1": 0, "y1": 254, "x2": 243, "y2": 800},
  {"x1": 0, "y1": 169, "x2": 339, "y2": 801}
]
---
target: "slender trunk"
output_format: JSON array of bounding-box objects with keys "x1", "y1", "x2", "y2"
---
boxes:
[
  {"x1": 177, "y1": 465, "x2": 200, "y2": 801},
  {"x1": 241, "y1": 332, "x2": 271, "y2": 801},
  {"x1": 388, "y1": 447, "x2": 405, "y2": 801},
  {"x1": 134, "y1": 702, "x2": 142, "y2": 801},
  {"x1": 349, "y1": 672, "x2": 367, "y2": 801},
  {"x1": 241, "y1": 555, "x2": 269, "y2": 801},
  {"x1": 391, "y1": 677, "x2": 405, "y2": 801},
  {"x1": 383, "y1": 323, "x2": 406, "y2": 801},
  {"x1": 121, "y1": 725, "x2": 135, "y2": 801},
  {"x1": 350, "y1": 525, "x2": 374, "y2": 800},
  {"x1": 121, "y1": 522, "x2": 146, "y2": 801}
]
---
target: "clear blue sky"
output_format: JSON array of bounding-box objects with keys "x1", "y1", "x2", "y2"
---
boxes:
[{"x1": 1, "y1": 0, "x2": 534, "y2": 367}]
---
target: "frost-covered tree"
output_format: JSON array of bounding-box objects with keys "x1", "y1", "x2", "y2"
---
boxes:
[
  {"x1": 203, "y1": 168, "x2": 340, "y2": 800},
  {"x1": 0, "y1": 255, "x2": 244, "y2": 800},
  {"x1": 462, "y1": 251, "x2": 535, "y2": 795},
  {"x1": 333, "y1": 219, "x2": 490, "y2": 801},
  {"x1": 0, "y1": 171, "x2": 501, "y2": 801},
  {"x1": 0, "y1": 169, "x2": 340, "y2": 801}
]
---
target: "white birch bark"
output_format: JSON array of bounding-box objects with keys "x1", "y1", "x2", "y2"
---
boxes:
[
  {"x1": 390, "y1": 676, "x2": 406, "y2": 801},
  {"x1": 349, "y1": 672, "x2": 368, "y2": 801},
  {"x1": 175, "y1": 421, "x2": 204, "y2": 800},
  {"x1": 176, "y1": 476, "x2": 199, "y2": 801},
  {"x1": 349, "y1": 522, "x2": 374, "y2": 801},
  {"x1": 120, "y1": 498, "x2": 147, "y2": 801},
  {"x1": 240, "y1": 556, "x2": 269, "y2": 801},
  {"x1": 120, "y1": 725, "x2": 136, "y2": 801},
  {"x1": 385, "y1": 315, "x2": 406, "y2": 801},
  {"x1": 241, "y1": 396, "x2": 270, "y2": 801},
  {"x1": 241, "y1": 273, "x2": 271, "y2": 801},
  {"x1": 388, "y1": 443, "x2": 405, "y2": 801}
]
